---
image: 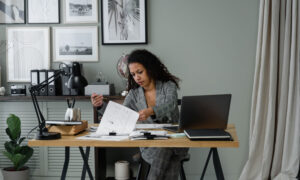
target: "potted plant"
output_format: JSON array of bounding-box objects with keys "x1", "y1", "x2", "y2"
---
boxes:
[{"x1": 2, "y1": 114, "x2": 34, "y2": 180}]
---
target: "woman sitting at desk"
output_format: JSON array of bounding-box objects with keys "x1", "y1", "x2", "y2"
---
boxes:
[{"x1": 91, "y1": 49, "x2": 188, "y2": 180}]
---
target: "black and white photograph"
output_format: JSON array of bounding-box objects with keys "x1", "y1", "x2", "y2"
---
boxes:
[
  {"x1": 101, "y1": 0, "x2": 147, "y2": 44},
  {"x1": 64, "y1": 0, "x2": 98, "y2": 23},
  {"x1": 52, "y1": 26, "x2": 98, "y2": 62},
  {"x1": 6, "y1": 27, "x2": 50, "y2": 82},
  {"x1": 27, "y1": 0, "x2": 60, "y2": 24},
  {"x1": 0, "y1": 0, "x2": 25, "y2": 24}
]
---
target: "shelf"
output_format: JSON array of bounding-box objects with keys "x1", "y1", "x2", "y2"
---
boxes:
[{"x1": 0, "y1": 95, "x2": 124, "y2": 102}]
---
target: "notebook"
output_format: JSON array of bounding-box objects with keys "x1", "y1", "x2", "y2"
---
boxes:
[{"x1": 165, "y1": 94, "x2": 232, "y2": 140}]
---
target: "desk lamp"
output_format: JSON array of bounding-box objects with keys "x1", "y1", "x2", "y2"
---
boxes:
[{"x1": 29, "y1": 62, "x2": 88, "y2": 140}]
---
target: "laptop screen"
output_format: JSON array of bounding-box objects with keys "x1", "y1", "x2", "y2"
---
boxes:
[{"x1": 179, "y1": 94, "x2": 231, "y2": 130}]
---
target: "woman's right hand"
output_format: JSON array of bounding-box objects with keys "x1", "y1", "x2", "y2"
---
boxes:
[{"x1": 91, "y1": 93, "x2": 104, "y2": 107}]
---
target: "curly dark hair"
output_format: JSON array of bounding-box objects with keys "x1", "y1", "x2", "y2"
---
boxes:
[{"x1": 127, "y1": 49, "x2": 180, "y2": 90}]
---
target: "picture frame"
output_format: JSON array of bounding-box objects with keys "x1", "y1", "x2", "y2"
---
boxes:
[
  {"x1": 52, "y1": 26, "x2": 99, "y2": 62},
  {"x1": 63, "y1": 0, "x2": 98, "y2": 23},
  {"x1": 0, "y1": 0, "x2": 25, "y2": 24},
  {"x1": 27, "y1": 0, "x2": 60, "y2": 24},
  {"x1": 6, "y1": 27, "x2": 50, "y2": 82},
  {"x1": 101, "y1": 0, "x2": 147, "y2": 45}
]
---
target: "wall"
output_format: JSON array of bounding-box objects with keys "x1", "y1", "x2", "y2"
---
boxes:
[{"x1": 0, "y1": 0, "x2": 260, "y2": 179}]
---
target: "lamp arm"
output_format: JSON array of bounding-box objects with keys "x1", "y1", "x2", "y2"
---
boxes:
[{"x1": 28, "y1": 70, "x2": 67, "y2": 136}]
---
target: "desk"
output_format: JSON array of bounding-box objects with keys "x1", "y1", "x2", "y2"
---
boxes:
[{"x1": 28, "y1": 124, "x2": 239, "y2": 180}]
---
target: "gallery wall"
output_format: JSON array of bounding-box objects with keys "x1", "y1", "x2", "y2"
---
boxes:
[{"x1": 0, "y1": 0, "x2": 260, "y2": 179}]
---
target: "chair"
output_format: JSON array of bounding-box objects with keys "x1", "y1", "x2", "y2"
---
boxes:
[{"x1": 134, "y1": 99, "x2": 190, "y2": 180}]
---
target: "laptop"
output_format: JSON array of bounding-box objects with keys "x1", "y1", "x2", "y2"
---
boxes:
[{"x1": 164, "y1": 94, "x2": 232, "y2": 140}]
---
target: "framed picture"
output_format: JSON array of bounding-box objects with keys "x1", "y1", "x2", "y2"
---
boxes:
[
  {"x1": 0, "y1": 0, "x2": 25, "y2": 24},
  {"x1": 27, "y1": 0, "x2": 60, "y2": 24},
  {"x1": 52, "y1": 26, "x2": 99, "y2": 62},
  {"x1": 6, "y1": 27, "x2": 50, "y2": 82},
  {"x1": 101, "y1": 0, "x2": 147, "y2": 45},
  {"x1": 63, "y1": 0, "x2": 98, "y2": 23}
]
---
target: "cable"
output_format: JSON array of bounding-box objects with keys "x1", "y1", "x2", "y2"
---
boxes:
[{"x1": 27, "y1": 125, "x2": 38, "y2": 139}]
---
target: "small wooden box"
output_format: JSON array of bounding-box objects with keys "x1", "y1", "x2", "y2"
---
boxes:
[{"x1": 47, "y1": 120, "x2": 88, "y2": 135}]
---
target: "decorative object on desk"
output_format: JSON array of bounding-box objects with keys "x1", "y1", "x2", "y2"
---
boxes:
[
  {"x1": 101, "y1": 0, "x2": 147, "y2": 44},
  {"x1": 63, "y1": 0, "x2": 98, "y2": 24},
  {"x1": 10, "y1": 85, "x2": 26, "y2": 96},
  {"x1": 47, "y1": 120, "x2": 88, "y2": 135},
  {"x1": 96, "y1": 71, "x2": 107, "y2": 83},
  {"x1": 27, "y1": 0, "x2": 60, "y2": 24},
  {"x1": 52, "y1": 26, "x2": 98, "y2": 62},
  {"x1": 85, "y1": 83, "x2": 114, "y2": 96},
  {"x1": 117, "y1": 53, "x2": 129, "y2": 96},
  {"x1": 28, "y1": 62, "x2": 88, "y2": 140},
  {"x1": 115, "y1": 160, "x2": 130, "y2": 180},
  {"x1": 0, "y1": 87, "x2": 5, "y2": 96},
  {"x1": 117, "y1": 53, "x2": 129, "y2": 80},
  {"x1": 2, "y1": 114, "x2": 33, "y2": 180},
  {"x1": 0, "y1": 0, "x2": 25, "y2": 24},
  {"x1": 6, "y1": 27, "x2": 50, "y2": 82}
]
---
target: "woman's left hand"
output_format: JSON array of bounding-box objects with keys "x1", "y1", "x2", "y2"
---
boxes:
[{"x1": 138, "y1": 107, "x2": 154, "y2": 121}]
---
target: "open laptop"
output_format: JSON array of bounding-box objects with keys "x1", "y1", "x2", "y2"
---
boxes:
[{"x1": 164, "y1": 94, "x2": 232, "y2": 140}]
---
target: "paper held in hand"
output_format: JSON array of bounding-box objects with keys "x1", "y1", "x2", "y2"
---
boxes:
[{"x1": 96, "y1": 101, "x2": 139, "y2": 136}]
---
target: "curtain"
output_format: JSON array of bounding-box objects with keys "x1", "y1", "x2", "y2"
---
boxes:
[{"x1": 239, "y1": 0, "x2": 300, "y2": 179}]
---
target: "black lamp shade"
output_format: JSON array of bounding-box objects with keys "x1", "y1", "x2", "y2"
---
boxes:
[{"x1": 67, "y1": 62, "x2": 88, "y2": 89}]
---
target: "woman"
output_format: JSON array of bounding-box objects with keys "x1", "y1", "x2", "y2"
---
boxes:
[{"x1": 91, "y1": 49, "x2": 188, "y2": 180}]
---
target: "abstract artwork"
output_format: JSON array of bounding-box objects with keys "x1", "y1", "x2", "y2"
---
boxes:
[
  {"x1": 6, "y1": 27, "x2": 50, "y2": 82},
  {"x1": 27, "y1": 0, "x2": 60, "y2": 23},
  {"x1": 0, "y1": 0, "x2": 25, "y2": 24},
  {"x1": 101, "y1": 0, "x2": 147, "y2": 44}
]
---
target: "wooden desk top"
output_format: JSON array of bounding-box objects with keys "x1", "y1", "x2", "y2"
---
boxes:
[{"x1": 28, "y1": 124, "x2": 239, "y2": 148}]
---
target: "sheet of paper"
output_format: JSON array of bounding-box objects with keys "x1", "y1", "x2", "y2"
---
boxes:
[
  {"x1": 96, "y1": 101, "x2": 139, "y2": 136},
  {"x1": 77, "y1": 133, "x2": 129, "y2": 141},
  {"x1": 129, "y1": 130, "x2": 168, "y2": 137},
  {"x1": 135, "y1": 124, "x2": 175, "y2": 129}
]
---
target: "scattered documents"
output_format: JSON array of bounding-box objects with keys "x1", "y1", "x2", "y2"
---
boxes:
[
  {"x1": 96, "y1": 101, "x2": 139, "y2": 136},
  {"x1": 77, "y1": 133, "x2": 129, "y2": 141},
  {"x1": 135, "y1": 123, "x2": 174, "y2": 129}
]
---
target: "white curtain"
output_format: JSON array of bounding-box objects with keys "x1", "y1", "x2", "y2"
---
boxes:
[{"x1": 239, "y1": 0, "x2": 300, "y2": 179}]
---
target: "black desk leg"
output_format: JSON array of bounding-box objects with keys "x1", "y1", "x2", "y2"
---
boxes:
[
  {"x1": 200, "y1": 148, "x2": 213, "y2": 180},
  {"x1": 79, "y1": 147, "x2": 94, "y2": 180},
  {"x1": 212, "y1": 148, "x2": 225, "y2": 180},
  {"x1": 200, "y1": 148, "x2": 225, "y2": 180},
  {"x1": 61, "y1": 147, "x2": 70, "y2": 180},
  {"x1": 81, "y1": 147, "x2": 90, "y2": 180}
]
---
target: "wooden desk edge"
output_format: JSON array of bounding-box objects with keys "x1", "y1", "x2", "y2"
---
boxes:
[{"x1": 28, "y1": 124, "x2": 239, "y2": 148}]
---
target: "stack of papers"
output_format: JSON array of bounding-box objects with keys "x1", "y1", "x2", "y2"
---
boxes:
[
  {"x1": 135, "y1": 124, "x2": 174, "y2": 129},
  {"x1": 77, "y1": 133, "x2": 129, "y2": 141}
]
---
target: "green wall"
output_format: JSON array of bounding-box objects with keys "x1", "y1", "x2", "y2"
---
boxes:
[{"x1": 0, "y1": 0, "x2": 260, "y2": 179}]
